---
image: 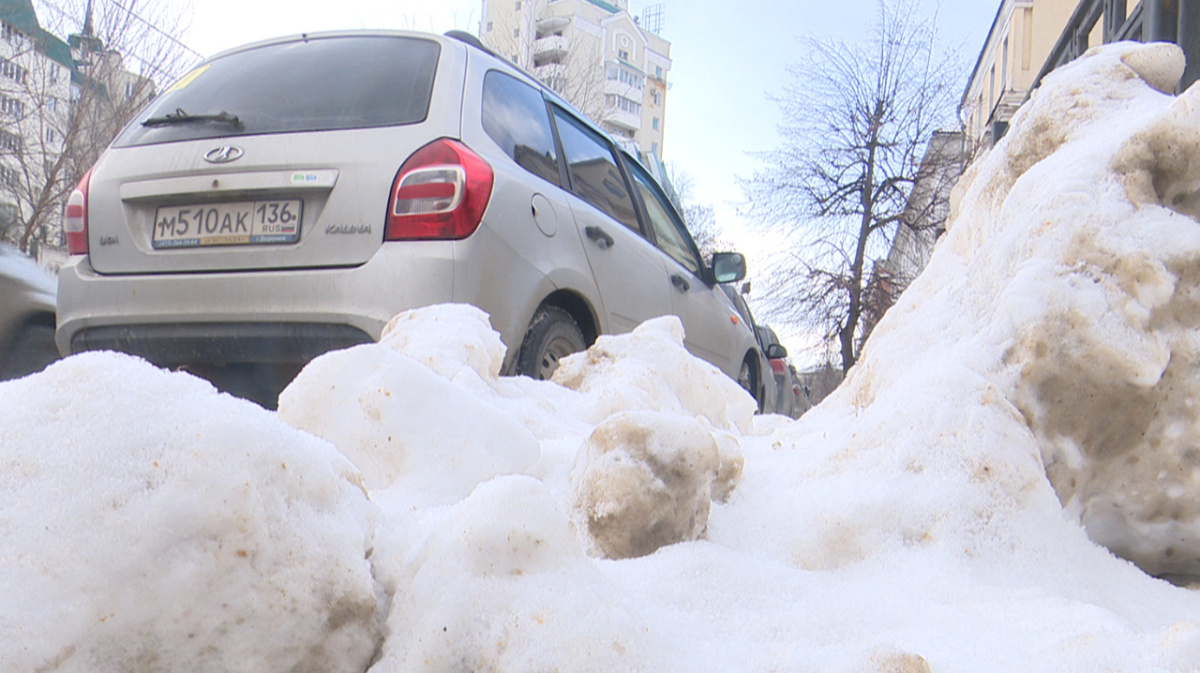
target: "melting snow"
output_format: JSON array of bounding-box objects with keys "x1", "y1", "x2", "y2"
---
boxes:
[{"x1": 5, "y1": 41, "x2": 1200, "y2": 673}]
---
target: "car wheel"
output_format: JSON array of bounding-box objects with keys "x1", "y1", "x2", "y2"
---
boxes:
[
  {"x1": 0, "y1": 319, "x2": 59, "y2": 380},
  {"x1": 737, "y1": 356, "x2": 761, "y2": 411},
  {"x1": 515, "y1": 306, "x2": 586, "y2": 381}
]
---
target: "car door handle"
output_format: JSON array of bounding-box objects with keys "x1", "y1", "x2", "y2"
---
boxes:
[
  {"x1": 585, "y1": 225, "x2": 614, "y2": 250},
  {"x1": 670, "y1": 273, "x2": 690, "y2": 292}
]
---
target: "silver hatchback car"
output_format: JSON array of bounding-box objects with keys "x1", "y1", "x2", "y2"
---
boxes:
[{"x1": 57, "y1": 30, "x2": 762, "y2": 406}]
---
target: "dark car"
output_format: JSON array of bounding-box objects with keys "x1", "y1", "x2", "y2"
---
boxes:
[{"x1": 0, "y1": 244, "x2": 58, "y2": 379}]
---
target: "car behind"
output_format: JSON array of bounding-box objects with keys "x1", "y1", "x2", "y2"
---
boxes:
[{"x1": 0, "y1": 244, "x2": 58, "y2": 380}]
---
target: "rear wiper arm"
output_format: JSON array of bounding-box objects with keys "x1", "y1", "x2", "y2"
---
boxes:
[{"x1": 143, "y1": 108, "x2": 243, "y2": 128}]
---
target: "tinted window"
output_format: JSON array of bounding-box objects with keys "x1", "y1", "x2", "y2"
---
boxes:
[
  {"x1": 551, "y1": 108, "x2": 639, "y2": 232},
  {"x1": 626, "y1": 159, "x2": 701, "y2": 274},
  {"x1": 115, "y1": 36, "x2": 440, "y2": 147},
  {"x1": 482, "y1": 71, "x2": 560, "y2": 186}
]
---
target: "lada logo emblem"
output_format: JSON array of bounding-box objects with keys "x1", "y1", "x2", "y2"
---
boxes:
[{"x1": 203, "y1": 146, "x2": 244, "y2": 164}]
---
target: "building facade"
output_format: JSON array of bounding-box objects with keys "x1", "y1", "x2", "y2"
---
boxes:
[
  {"x1": 960, "y1": 0, "x2": 1077, "y2": 151},
  {"x1": 963, "y1": 0, "x2": 1199, "y2": 152},
  {"x1": 480, "y1": 0, "x2": 671, "y2": 160},
  {"x1": 0, "y1": 0, "x2": 154, "y2": 261},
  {"x1": 0, "y1": 0, "x2": 74, "y2": 249}
]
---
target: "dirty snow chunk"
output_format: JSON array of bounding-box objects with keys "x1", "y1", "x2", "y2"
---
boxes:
[
  {"x1": 553, "y1": 316, "x2": 755, "y2": 433},
  {"x1": 954, "y1": 43, "x2": 1200, "y2": 578},
  {"x1": 0, "y1": 352, "x2": 381, "y2": 673},
  {"x1": 278, "y1": 342, "x2": 539, "y2": 502},
  {"x1": 571, "y1": 410, "x2": 742, "y2": 559},
  {"x1": 380, "y1": 304, "x2": 507, "y2": 384},
  {"x1": 371, "y1": 476, "x2": 664, "y2": 672}
]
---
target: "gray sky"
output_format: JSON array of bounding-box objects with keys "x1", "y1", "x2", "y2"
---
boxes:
[{"x1": 175, "y1": 0, "x2": 1000, "y2": 357}]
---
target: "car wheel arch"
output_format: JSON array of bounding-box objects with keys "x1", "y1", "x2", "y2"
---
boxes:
[{"x1": 537, "y1": 289, "x2": 598, "y2": 346}]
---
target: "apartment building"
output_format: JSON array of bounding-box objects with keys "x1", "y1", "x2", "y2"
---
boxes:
[
  {"x1": 480, "y1": 0, "x2": 672, "y2": 160},
  {"x1": 963, "y1": 0, "x2": 1199, "y2": 151},
  {"x1": 961, "y1": 0, "x2": 1076, "y2": 150},
  {"x1": 0, "y1": 0, "x2": 154, "y2": 261},
  {"x1": 0, "y1": 0, "x2": 74, "y2": 243}
]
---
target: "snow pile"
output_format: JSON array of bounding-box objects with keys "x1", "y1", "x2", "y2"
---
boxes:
[
  {"x1": 571, "y1": 410, "x2": 742, "y2": 559},
  {"x1": 553, "y1": 316, "x2": 756, "y2": 433},
  {"x1": 277, "y1": 305, "x2": 540, "y2": 503},
  {"x1": 0, "y1": 353, "x2": 381, "y2": 673},
  {"x1": 950, "y1": 41, "x2": 1200, "y2": 577},
  {"x1": 10, "y1": 40, "x2": 1200, "y2": 673},
  {"x1": 276, "y1": 307, "x2": 747, "y2": 671}
]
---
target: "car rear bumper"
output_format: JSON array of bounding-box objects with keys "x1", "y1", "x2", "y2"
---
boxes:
[
  {"x1": 69, "y1": 322, "x2": 373, "y2": 365},
  {"x1": 56, "y1": 243, "x2": 458, "y2": 362}
]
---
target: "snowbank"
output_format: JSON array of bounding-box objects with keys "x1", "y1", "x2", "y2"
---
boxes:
[
  {"x1": 8, "y1": 40, "x2": 1200, "y2": 673},
  {"x1": 0, "y1": 353, "x2": 381, "y2": 673}
]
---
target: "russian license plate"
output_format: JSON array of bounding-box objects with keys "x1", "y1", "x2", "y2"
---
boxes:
[{"x1": 152, "y1": 199, "x2": 302, "y2": 249}]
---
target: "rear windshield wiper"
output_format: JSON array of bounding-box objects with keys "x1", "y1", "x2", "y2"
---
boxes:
[{"x1": 142, "y1": 108, "x2": 243, "y2": 128}]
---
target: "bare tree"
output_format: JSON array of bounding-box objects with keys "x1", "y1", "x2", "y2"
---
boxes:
[
  {"x1": 0, "y1": 0, "x2": 195, "y2": 255},
  {"x1": 741, "y1": 0, "x2": 961, "y2": 373},
  {"x1": 668, "y1": 164, "x2": 728, "y2": 260}
]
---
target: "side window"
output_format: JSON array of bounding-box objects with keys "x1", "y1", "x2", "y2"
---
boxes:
[
  {"x1": 626, "y1": 159, "x2": 702, "y2": 275},
  {"x1": 481, "y1": 71, "x2": 561, "y2": 187},
  {"x1": 551, "y1": 108, "x2": 640, "y2": 232}
]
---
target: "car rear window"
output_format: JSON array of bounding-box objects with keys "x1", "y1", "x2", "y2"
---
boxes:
[{"x1": 114, "y1": 35, "x2": 440, "y2": 148}]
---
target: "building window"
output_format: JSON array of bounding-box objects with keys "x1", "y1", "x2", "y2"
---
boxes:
[
  {"x1": 605, "y1": 94, "x2": 641, "y2": 116},
  {"x1": 0, "y1": 58, "x2": 28, "y2": 86},
  {"x1": 651, "y1": 90, "x2": 660, "y2": 105},
  {"x1": 618, "y1": 49, "x2": 629, "y2": 61},
  {"x1": 486, "y1": 21, "x2": 493, "y2": 31},
  {"x1": 1001, "y1": 36, "x2": 1009, "y2": 93},
  {"x1": 606, "y1": 63, "x2": 643, "y2": 89},
  {"x1": 46, "y1": 129, "x2": 55, "y2": 144},
  {"x1": 652, "y1": 117, "x2": 659, "y2": 131},
  {"x1": 514, "y1": 1, "x2": 521, "y2": 9},
  {"x1": 0, "y1": 129, "x2": 22, "y2": 153},
  {"x1": 1, "y1": 94, "x2": 24, "y2": 118},
  {"x1": 2, "y1": 23, "x2": 20, "y2": 43},
  {"x1": 0, "y1": 164, "x2": 17, "y2": 189},
  {"x1": 655, "y1": 65, "x2": 662, "y2": 79},
  {"x1": 988, "y1": 64, "x2": 995, "y2": 112},
  {"x1": 513, "y1": 28, "x2": 520, "y2": 37},
  {"x1": 651, "y1": 141, "x2": 658, "y2": 156}
]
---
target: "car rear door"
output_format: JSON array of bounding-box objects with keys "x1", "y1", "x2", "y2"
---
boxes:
[
  {"x1": 622, "y1": 156, "x2": 742, "y2": 374},
  {"x1": 549, "y1": 106, "x2": 671, "y2": 334}
]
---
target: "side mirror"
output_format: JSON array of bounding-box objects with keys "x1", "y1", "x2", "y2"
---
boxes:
[
  {"x1": 766, "y1": 343, "x2": 788, "y2": 359},
  {"x1": 711, "y1": 252, "x2": 746, "y2": 284}
]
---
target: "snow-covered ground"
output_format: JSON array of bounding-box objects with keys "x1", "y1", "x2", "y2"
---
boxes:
[{"x1": 6, "y1": 41, "x2": 1200, "y2": 672}]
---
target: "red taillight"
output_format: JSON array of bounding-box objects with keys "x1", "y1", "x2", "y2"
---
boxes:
[
  {"x1": 385, "y1": 138, "x2": 494, "y2": 241},
  {"x1": 64, "y1": 169, "x2": 91, "y2": 255},
  {"x1": 769, "y1": 358, "x2": 786, "y2": 374}
]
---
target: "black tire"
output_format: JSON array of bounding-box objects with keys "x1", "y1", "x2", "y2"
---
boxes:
[
  {"x1": 0, "y1": 319, "x2": 59, "y2": 380},
  {"x1": 515, "y1": 306, "x2": 586, "y2": 381},
  {"x1": 737, "y1": 355, "x2": 763, "y2": 412}
]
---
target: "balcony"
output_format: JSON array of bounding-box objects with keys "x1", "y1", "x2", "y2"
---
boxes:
[
  {"x1": 603, "y1": 107, "x2": 640, "y2": 132},
  {"x1": 604, "y1": 79, "x2": 642, "y2": 97},
  {"x1": 532, "y1": 35, "x2": 570, "y2": 67},
  {"x1": 535, "y1": 16, "x2": 570, "y2": 37}
]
